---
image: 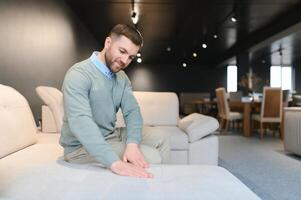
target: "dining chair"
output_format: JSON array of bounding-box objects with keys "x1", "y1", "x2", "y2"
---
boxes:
[
  {"x1": 252, "y1": 87, "x2": 283, "y2": 138},
  {"x1": 215, "y1": 87, "x2": 243, "y2": 132}
]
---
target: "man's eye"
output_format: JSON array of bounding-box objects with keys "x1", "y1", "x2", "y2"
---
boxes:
[{"x1": 120, "y1": 49, "x2": 125, "y2": 54}]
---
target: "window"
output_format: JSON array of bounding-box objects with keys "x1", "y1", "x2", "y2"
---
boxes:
[
  {"x1": 282, "y1": 67, "x2": 292, "y2": 90},
  {"x1": 270, "y1": 66, "x2": 292, "y2": 90},
  {"x1": 227, "y1": 65, "x2": 237, "y2": 92},
  {"x1": 270, "y1": 66, "x2": 281, "y2": 87}
]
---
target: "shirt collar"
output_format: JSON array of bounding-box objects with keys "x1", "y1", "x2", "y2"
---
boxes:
[{"x1": 90, "y1": 51, "x2": 115, "y2": 79}]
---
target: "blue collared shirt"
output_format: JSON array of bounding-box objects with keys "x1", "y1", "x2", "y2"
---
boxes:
[{"x1": 90, "y1": 51, "x2": 115, "y2": 79}]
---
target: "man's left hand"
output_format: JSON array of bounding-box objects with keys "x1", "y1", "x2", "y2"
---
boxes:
[{"x1": 123, "y1": 143, "x2": 149, "y2": 168}]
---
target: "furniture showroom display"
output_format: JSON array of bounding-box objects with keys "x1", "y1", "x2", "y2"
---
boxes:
[
  {"x1": 36, "y1": 86, "x2": 219, "y2": 165},
  {"x1": 0, "y1": 84, "x2": 261, "y2": 199}
]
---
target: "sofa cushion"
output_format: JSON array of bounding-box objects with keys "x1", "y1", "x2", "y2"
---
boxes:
[
  {"x1": 146, "y1": 126, "x2": 189, "y2": 150},
  {"x1": 0, "y1": 84, "x2": 37, "y2": 158},
  {"x1": 133, "y1": 92, "x2": 179, "y2": 126},
  {"x1": 36, "y1": 86, "x2": 64, "y2": 132},
  {"x1": 178, "y1": 113, "x2": 219, "y2": 143},
  {"x1": 0, "y1": 152, "x2": 260, "y2": 200}
]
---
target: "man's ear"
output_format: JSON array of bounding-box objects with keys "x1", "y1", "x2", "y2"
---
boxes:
[{"x1": 104, "y1": 37, "x2": 112, "y2": 49}]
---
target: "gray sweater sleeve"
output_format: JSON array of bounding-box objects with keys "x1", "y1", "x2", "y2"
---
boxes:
[
  {"x1": 62, "y1": 68, "x2": 119, "y2": 167},
  {"x1": 120, "y1": 76, "x2": 143, "y2": 144}
]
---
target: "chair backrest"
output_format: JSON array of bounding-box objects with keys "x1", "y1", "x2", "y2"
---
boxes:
[
  {"x1": 260, "y1": 87, "x2": 283, "y2": 121},
  {"x1": 0, "y1": 84, "x2": 37, "y2": 158},
  {"x1": 36, "y1": 86, "x2": 64, "y2": 132},
  {"x1": 215, "y1": 87, "x2": 230, "y2": 119}
]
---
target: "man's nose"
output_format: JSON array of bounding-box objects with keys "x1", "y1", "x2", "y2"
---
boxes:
[{"x1": 120, "y1": 55, "x2": 128, "y2": 65}]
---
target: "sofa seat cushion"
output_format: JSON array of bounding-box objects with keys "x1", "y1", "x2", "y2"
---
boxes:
[
  {"x1": 145, "y1": 126, "x2": 188, "y2": 150},
  {"x1": 0, "y1": 143, "x2": 63, "y2": 195},
  {"x1": 0, "y1": 134, "x2": 259, "y2": 199},
  {"x1": 0, "y1": 156, "x2": 260, "y2": 200},
  {"x1": 36, "y1": 132, "x2": 60, "y2": 144}
]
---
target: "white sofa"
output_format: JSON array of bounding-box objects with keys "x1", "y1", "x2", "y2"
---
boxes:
[
  {"x1": 36, "y1": 86, "x2": 219, "y2": 165},
  {"x1": 0, "y1": 84, "x2": 261, "y2": 200}
]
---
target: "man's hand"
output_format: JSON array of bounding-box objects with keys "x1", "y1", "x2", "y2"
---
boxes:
[
  {"x1": 110, "y1": 160, "x2": 153, "y2": 178},
  {"x1": 123, "y1": 143, "x2": 149, "y2": 168}
]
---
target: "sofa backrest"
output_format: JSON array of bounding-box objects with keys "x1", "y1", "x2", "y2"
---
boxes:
[
  {"x1": 36, "y1": 86, "x2": 64, "y2": 132},
  {"x1": 0, "y1": 84, "x2": 37, "y2": 158},
  {"x1": 35, "y1": 87, "x2": 180, "y2": 129},
  {"x1": 116, "y1": 91, "x2": 179, "y2": 127}
]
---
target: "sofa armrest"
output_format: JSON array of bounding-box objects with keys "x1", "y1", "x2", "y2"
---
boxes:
[{"x1": 178, "y1": 113, "x2": 219, "y2": 142}]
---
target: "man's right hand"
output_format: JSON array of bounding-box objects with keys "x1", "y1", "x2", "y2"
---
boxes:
[{"x1": 110, "y1": 160, "x2": 153, "y2": 178}]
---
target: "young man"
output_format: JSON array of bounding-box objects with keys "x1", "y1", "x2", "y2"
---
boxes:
[{"x1": 60, "y1": 24, "x2": 169, "y2": 178}]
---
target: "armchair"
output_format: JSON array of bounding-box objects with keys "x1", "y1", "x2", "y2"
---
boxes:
[{"x1": 284, "y1": 107, "x2": 301, "y2": 156}]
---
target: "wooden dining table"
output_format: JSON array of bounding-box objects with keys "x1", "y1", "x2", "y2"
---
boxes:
[
  {"x1": 191, "y1": 100, "x2": 260, "y2": 136},
  {"x1": 190, "y1": 100, "x2": 217, "y2": 115},
  {"x1": 192, "y1": 99, "x2": 283, "y2": 138}
]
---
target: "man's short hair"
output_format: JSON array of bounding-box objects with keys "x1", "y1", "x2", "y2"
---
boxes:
[{"x1": 109, "y1": 24, "x2": 143, "y2": 47}]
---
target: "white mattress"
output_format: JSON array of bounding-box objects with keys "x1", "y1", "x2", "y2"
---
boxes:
[{"x1": 0, "y1": 134, "x2": 261, "y2": 200}]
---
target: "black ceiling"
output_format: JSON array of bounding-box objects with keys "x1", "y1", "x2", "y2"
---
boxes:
[{"x1": 65, "y1": 0, "x2": 301, "y2": 67}]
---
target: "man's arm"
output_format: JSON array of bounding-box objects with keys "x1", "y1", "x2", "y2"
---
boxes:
[
  {"x1": 119, "y1": 75, "x2": 149, "y2": 168},
  {"x1": 63, "y1": 68, "x2": 152, "y2": 178},
  {"x1": 119, "y1": 75, "x2": 143, "y2": 144},
  {"x1": 63, "y1": 69, "x2": 120, "y2": 167}
]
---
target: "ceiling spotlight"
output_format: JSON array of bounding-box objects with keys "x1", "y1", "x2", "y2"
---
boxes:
[
  {"x1": 131, "y1": 11, "x2": 139, "y2": 24},
  {"x1": 137, "y1": 57, "x2": 142, "y2": 63},
  {"x1": 202, "y1": 43, "x2": 207, "y2": 49},
  {"x1": 231, "y1": 16, "x2": 237, "y2": 22},
  {"x1": 213, "y1": 34, "x2": 218, "y2": 39},
  {"x1": 131, "y1": 11, "x2": 136, "y2": 18},
  {"x1": 137, "y1": 52, "x2": 141, "y2": 57},
  {"x1": 182, "y1": 62, "x2": 187, "y2": 67},
  {"x1": 193, "y1": 52, "x2": 198, "y2": 58},
  {"x1": 166, "y1": 46, "x2": 171, "y2": 52}
]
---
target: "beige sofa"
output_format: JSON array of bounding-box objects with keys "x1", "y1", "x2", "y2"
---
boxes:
[
  {"x1": 36, "y1": 86, "x2": 219, "y2": 165},
  {"x1": 0, "y1": 84, "x2": 261, "y2": 200},
  {"x1": 284, "y1": 107, "x2": 301, "y2": 156}
]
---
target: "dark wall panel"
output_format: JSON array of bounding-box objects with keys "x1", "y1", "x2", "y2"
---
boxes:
[
  {"x1": 0, "y1": 0, "x2": 229, "y2": 123},
  {"x1": 0, "y1": 0, "x2": 98, "y2": 122},
  {"x1": 125, "y1": 64, "x2": 227, "y2": 98}
]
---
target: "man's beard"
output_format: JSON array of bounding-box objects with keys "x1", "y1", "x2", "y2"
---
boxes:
[
  {"x1": 104, "y1": 52, "x2": 125, "y2": 73},
  {"x1": 104, "y1": 52, "x2": 114, "y2": 72}
]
